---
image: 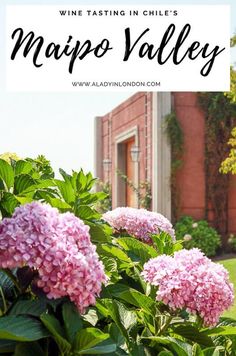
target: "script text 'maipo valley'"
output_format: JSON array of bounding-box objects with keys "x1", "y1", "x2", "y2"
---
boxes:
[{"x1": 10, "y1": 24, "x2": 224, "y2": 77}]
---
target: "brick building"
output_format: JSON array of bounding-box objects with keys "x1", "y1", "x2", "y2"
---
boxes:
[{"x1": 94, "y1": 92, "x2": 236, "y2": 233}]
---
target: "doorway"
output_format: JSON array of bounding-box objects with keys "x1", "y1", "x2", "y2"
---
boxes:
[
  {"x1": 126, "y1": 138, "x2": 136, "y2": 207},
  {"x1": 115, "y1": 126, "x2": 139, "y2": 208}
]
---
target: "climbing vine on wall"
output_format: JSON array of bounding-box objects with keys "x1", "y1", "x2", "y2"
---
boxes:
[
  {"x1": 117, "y1": 170, "x2": 152, "y2": 210},
  {"x1": 165, "y1": 94, "x2": 236, "y2": 246},
  {"x1": 198, "y1": 92, "x2": 236, "y2": 246},
  {"x1": 165, "y1": 112, "x2": 184, "y2": 223}
]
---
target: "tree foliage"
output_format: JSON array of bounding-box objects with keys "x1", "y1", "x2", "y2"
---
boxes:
[
  {"x1": 225, "y1": 34, "x2": 236, "y2": 104},
  {"x1": 220, "y1": 127, "x2": 236, "y2": 174}
]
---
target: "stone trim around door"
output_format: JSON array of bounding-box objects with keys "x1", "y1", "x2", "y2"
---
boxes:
[
  {"x1": 152, "y1": 92, "x2": 171, "y2": 220},
  {"x1": 94, "y1": 116, "x2": 103, "y2": 181},
  {"x1": 114, "y1": 126, "x2": 139, "y2": 208}
]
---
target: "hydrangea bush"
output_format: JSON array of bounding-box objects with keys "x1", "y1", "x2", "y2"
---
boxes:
[
  {"x1": 175, "y1": 215, "x2": 221, "y2": 256},
  {"x1": 0, "y1": 202, "x2": 107, "y2": 313},
  {"x1": 0, "y1": 156, "x2": 236, "y2": 355},
  {"x1": 142, "y1": 248, "x2": 234, "y2": 326},
  {"x1": 103, "y1": 206, "x2": 175, "y2": 243}
]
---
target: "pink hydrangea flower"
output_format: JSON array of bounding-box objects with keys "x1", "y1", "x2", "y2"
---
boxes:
[
  {"x1": 0, "y1": 202, "x2": 107, "y2": 313},
  {"x1": 142, "y1": 248, "x2": 234, "y2": 326},
  {"x1": 103, "y1": 207, "x2": 175, "y2": 243}
]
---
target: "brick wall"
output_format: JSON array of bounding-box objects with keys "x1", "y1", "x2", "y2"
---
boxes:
[
  {"x1": 173, "y1": 92, "x2": 206, "y2": 220},
  {"x1": 96, "y1": 91, "x2": 236, "y2": 233},
  {"x1": 173, "y1": 92, "x2": 236, "y2": 233},
  {"x1": 99, "y1": 92, "x2": 153, "y2": 206}
]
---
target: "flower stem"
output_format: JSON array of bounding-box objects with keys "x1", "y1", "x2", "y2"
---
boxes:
[
  {"x1": 196, "y1": 314, "x2": 203, "y2": 329},
  {"x1": 0, "y1": 286, "x2": 7, "y2": 314},
  {"x1": 159, "y1": 315, "x2": 173, "y2": 335}
]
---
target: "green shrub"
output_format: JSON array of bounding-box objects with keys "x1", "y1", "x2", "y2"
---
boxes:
[
  {"x1": 228, "y1": 234, "x2": 236, "y2": 252},
  {"x1": 175, "y1": 216, "x2": 221, "y2": 257},
  {"x1": 95, "y1": 181, "x2": 112, "y2": 213}
]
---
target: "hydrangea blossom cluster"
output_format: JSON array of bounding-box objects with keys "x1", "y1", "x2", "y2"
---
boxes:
[
  {"x1": 0, "y1": 202, "x2": 107, "y2": 313},
  {"x1": 103, "y1": 207, "x2": 175, "y2": 243},
  {"x1": 142, "y1": 248, "x2": 234, "y2": 326}
]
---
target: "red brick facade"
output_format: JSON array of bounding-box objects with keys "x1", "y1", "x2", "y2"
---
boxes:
[
  {"x1": 95, "y1": 92, "x2": 153, "y2": 208},
  {"x1": 95, "y1": 92, "x2": 236, "y2": 233},
  {"x1": 174, "y1": 93, "x2": 206, "y2": 220}
]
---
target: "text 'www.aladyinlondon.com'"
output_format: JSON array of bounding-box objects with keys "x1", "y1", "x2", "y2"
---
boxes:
[{"x1": 71, "y1": 81, "x2": 161, "y2": 88}]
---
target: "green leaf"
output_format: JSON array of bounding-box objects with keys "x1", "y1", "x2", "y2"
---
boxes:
[
  {"x1": 0, "y1": 339, "x2": 17, "y2": 353},
  {"x1": 128, "y1": 343, "x2": 146, "y2": 356},
  {"x1": 104, "y1": 300, "x2": 137, "y2": 342},
  {"x1": 218, "y1": 317, "x2": 236, "y2": 326},
  {"x1": 90, "y1": 191, "x2": 108, "y2": 201},
  {"x1": 108, "y1": 323, "x2": 125, "y2": 348},
  {"x1": 173, "y1": 241, "x2": 183, "y2": 252},
  {"x1": 173, "y1": 325, "x2": 214, "y2": 346},
  {"x1": 21, "y1": 179, "x2": 55, "y2": 194},
  {"x1": 158, "y1": 352, "x2": 174, "y2": 356},
  {"x1": 87, "y1": 223, "x2": 110, "y2": 243},
  {"x1": 62, "y1": 302, "x2": 83, "y2": 343},
  {"x1": 9, "y1": 300, "x2": 47, "y2": 317},
  {"x1": 141, "y1": 336, "x2": 191, "y2": 355},
  {"x1": 70, "y1": 171, "x2": 78, "y2": 191},
  {"x1": 151, "y1": 232, "x2": 175, "y2": 255},
  {"x1": 85, "y1": 172, "x2": 97, "y2": 191},
  {"x1": 15, "y1": 196, "x2": 33, "y2": 205},
  {"x1": 15, "y1": 160, "x2": 33, "y2": 176},
  {"x1": 0, "y1": 192, "x2": 19, "y2": 215},
  {"x1": 76, "y1": 170, "x2": 87, "y2": 193},
  {"x1": 0, "y1": 316, "x2": 49, "y2": 341},
  {"x1": 13, "y1": 342, "x2": 45, "y2": 356},
  {"x1": 203, "y1": 346, "x2": 225, "y2": 356},
  {"x1": 101, "y1": 257, "x2": 119, "y2": 282},
  {"x1": 0, "y1": 178, "x2": 4, "y2": 191},
  {"x1": 76, "y1": 205, "x2": 100, "y2": 220},
  {"x1": 104, "y1": 347, "x2": 128, "y2": 356},
  {"x1": 117, "y1": 237, "x2": 158, "y2": 264},
  {"x1": 75, "y1": 339, "x2": 117, "y2": 354},
  {"x1": 0, "y1": 271, "x2": 14, "y2": 297},
  {"x1": 79, "y1": 192, "x2": 107, "y2": 205},
  {"x1": 101, "y1": 245, "x2": 131, "y2": 264},
  {"x1": 0, "y1": 159, "x2": 14, "y2": 190},
  {"x1": 192, "y1": 343, "x2": 204, "y2": 356},
  {"x1": 74, "y1": 328, "x2": 109, "y2": 353},
  {"x1": 14, "y1": 174, "x2": 36, "y2": 194},
  {"x1": 202, "y1": 325, "x2": 236, "y2": 337},
  {"x1": 55, "y1": 179, "x2": 75, "y2": 204},
  {"x1": 44, "y1": 197, "x2": 72, "y2": 210},
  {"x1": 40, "y1": 313, "x2": 71, "y2": 355},
  {"x1": 105, "y1": 283, "x2": 155, "y2": 315},
  {"x1": 95, "y1": 301, "x2": 109, "y2": 318},
  {"x1": 82, "y1": 308, "x2": 99, "y2": 326},
  {"x1": 102, "y1": 257, "x2": 118, "y2": 275},
  {"x1": 59, "y1": 168, "x2": 72, "y2": 184},
  {"x1": 42, "y1": 297, "x2": 65, "y2": 312}
]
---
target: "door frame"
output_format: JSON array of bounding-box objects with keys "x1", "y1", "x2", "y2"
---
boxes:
[
  {"x1": 114, "y1": 126, "x2": 139, "y2": 208},
  {"x1": 152, "y1": 92, "x2": 171, "y2": 220}
]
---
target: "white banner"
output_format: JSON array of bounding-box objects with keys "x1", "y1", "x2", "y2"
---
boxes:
[{"x1": 6, "y1": 5, "x2": 230, "y2": 92}]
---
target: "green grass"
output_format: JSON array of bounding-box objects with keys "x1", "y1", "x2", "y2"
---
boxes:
[{"x1": 218, "y1": 258, "x2": 236, "y2": 319}]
